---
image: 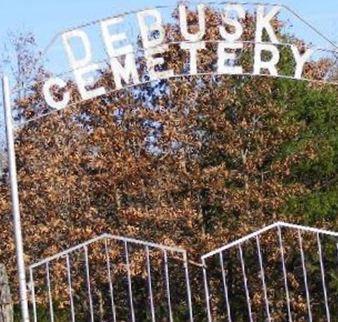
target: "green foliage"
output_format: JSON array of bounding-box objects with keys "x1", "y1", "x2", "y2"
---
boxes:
[
  {"x1": 1, "y1": 6, "x2": 337, "y2": 321},
  {"x1": 275, "y1": 79, "x2": 338, "y2": 224}
]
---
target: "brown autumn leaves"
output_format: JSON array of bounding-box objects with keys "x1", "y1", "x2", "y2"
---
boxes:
[{"x1": 0, "y1": 6, "x2": 335, "y2": 320}]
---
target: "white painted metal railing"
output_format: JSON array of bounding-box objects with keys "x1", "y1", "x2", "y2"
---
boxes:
[
  {"x1": 28, "y1": 234, "x2": 193, "y2": 322},
  {"x1": 27, "y1": 222, "x2": 338, "y2": 321},
  {"x1": 202, "y1": 222, "x2": 338, "y2": 322}
]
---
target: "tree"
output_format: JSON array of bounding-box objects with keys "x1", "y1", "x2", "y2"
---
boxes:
[
  {"x1": 1, "y1": 31, "x2": 44, "y2": 100},
  {"x1": 280, "y1": 80, "x2": 338, "y2": 224},
  {"x1": 0, "y1": 264, "x2": 13, "y2": 322},
  {"x1": 0, "y1": 5, "x2": 337, "y2": 320}
]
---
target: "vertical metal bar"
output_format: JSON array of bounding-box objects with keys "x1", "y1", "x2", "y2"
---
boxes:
[
  {"x1": 29, "y1": 268, "x2": 37, "y2": 322},
  {"x1": 277, "y1": 226, "x2": 292, "y2": 322},
  {"x1": 84, "y1": 246, "x2": 94, "y2": 322},
  {"x1": 46, "y1": 262, "x2": 54, "y2": 322},
  {"x1": 219, "y1": 252, "x2": 232, "y2": 322},
  {"x1": 202, "y1": 258, "x2": 212, "y2": 322},
  {"x1": 256, "y1": 236, "x2": 271, "y2": 322},
  {"x1": 163, "y1": 250, "x2": 173, "y2": 322},
  {"x1": 104, "y1": 239, "x2": 117, "y2": 322},
  {"x1": 125, "y1": 241, "x2": 135, "y2": 322},
  {"x1": 145, "y1": 246, "x2": 156, "y2": 322},
  {"x1": 2, "y1": 75, "x2": 30, "y2": 322},
  {"x1": 317, "y1": 233, "x2": 331, "y2": 322},
  {"x1": 183, "y1": 252, "x2": 194, "y2": 322},
  {"x1": 238, "y1": 244, "x2": 253, "y2": 322},
  {"x1": 297, "y1": 230, "x2": 312, "y2": 322},
  {"x1": 66, "y1": 255, "x2": 75, "y2": 322}
]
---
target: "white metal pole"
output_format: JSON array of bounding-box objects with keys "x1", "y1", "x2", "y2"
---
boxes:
[{"x1": 2, "y1": 75, "x2": 30, "y2": 322}]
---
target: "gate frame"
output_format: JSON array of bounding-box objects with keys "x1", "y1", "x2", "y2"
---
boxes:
[
  {"x1": 28, "y1": 233, "x2": 194, "y2": 322},
  {"x1": 201, "y1": 221, "x2": 338, "y2": 322}
]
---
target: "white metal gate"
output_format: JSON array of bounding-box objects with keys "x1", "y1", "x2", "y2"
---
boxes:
[
  {"x1": 28, "y1": 222, "x2": 338, "y2": 321},
  {"x1": 202, "y1": 222, "x2": 338, "y2": 322},
  {"x1": 28, "y1": 234, "x2": 193, "y2": 322}
]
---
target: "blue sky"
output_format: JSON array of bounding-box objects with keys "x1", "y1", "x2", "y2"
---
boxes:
[
  {"x1": 0, "y1": 0, "x2": 337, "y2": 76},
  {"x1": 0, "y1": 0, "x2": 338, "y2": 149},
  {"x1": 1, "y1": 0, "x2": 338, "y2": 51}
]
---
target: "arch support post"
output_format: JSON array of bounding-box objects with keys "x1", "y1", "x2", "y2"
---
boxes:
[{"x1": 2, "y1": 76, "x2": 30, "y2": 322}]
